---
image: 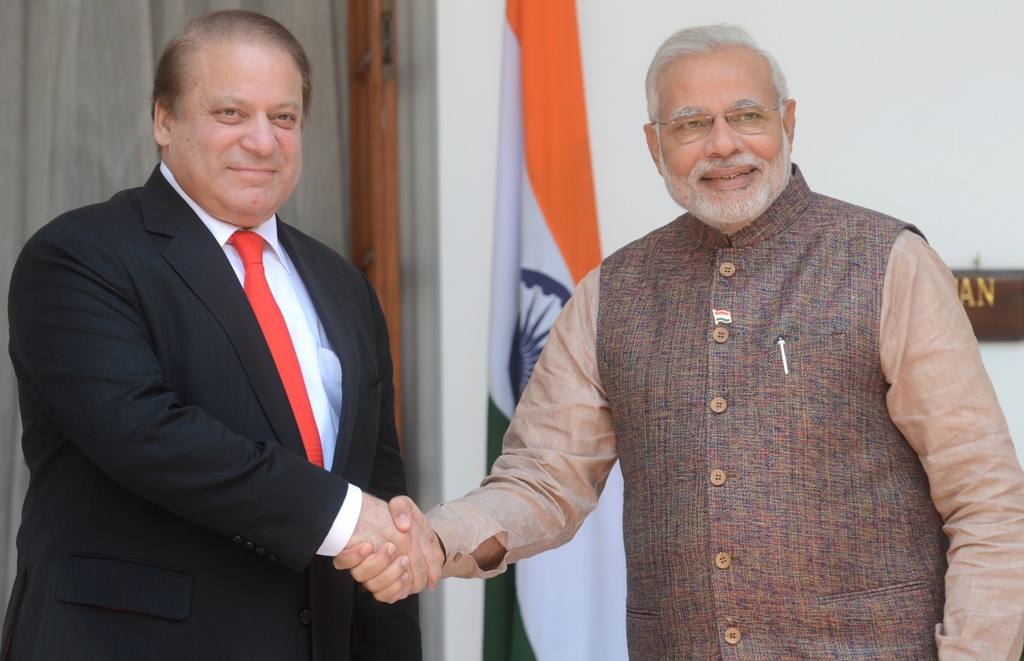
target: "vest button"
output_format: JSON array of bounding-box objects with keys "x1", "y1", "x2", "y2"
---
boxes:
[
  {"x1": 712, "y1": 326, "x2": 729, "y2": 343},
  {"x1": 724, "y1": 627, "x2": 741, "y2": 644},
  {"x1": 715, "y1": 552, "x2": 732, "y2": 569},
  {"x1": 719, "y1": 262, "x2": 736, "y2": 277},
  {"x1": 710, "y1": 397, "x2": 728, "y2": 413},
  {"x1": 299, "y1": 609, "x2": 312, "y2": 625},
  {"x1": 710, "y1": 469, "x2": 727, "y2": 486}
]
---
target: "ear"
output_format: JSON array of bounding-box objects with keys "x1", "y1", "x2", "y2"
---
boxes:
[
  {"x1": 643, "y1": 123, "x2": 665, "y2": 176},
  {"x1": 153, "y1": 102, "x2": 174, "y2": 153},
  {"x1": 782, "y1": 98, "x2": 796, "y2": 148}
]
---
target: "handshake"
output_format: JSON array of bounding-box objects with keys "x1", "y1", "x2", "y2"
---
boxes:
[{"x1": 334, "y1": 495, "x2": 443, "y2": 603}]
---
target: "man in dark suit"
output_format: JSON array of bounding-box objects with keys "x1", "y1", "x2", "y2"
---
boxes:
[{"x1": 2, "y1": 10, "x2": 434, "y2": 660}]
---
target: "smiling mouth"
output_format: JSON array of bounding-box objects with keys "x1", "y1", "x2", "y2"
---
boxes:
[
  {"x1": 702, "y1": 167, "x2": 756, "y2": 181},
  {"x1": 229, "y1": 168, "x2": 279, "y2": 180}
]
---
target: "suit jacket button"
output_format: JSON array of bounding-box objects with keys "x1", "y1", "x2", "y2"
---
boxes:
[
  {"x1": 244, "y1": 541, "x2": 254, "y2": 549},
  {"x1": 255, "y1": 547, "x2": 266, "y2": 555},
  {"x1": 719, "y1": 262, "x2": 737, "y2": 277},
  {"x1": 232, "y1": 535, "x2": 243, "y2": 544},
  {"x1": 724, "y1": 627, "x2": 741, "y2": 644},
  {"x1": 267, "y1": 553, "x2": 278, "y2": 562},
  {"x1": 299, "y1": 609, "x2": 312, "y2": 626},
  {"x1": 710, "y1": 397, "x2": 728, "y2": 413}
]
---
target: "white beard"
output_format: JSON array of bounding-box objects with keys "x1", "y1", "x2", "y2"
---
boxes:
[{"x1": 661, "y1": 141, "x2": 792, "y2": 234}]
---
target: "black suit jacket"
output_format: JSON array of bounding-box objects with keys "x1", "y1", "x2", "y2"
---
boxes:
[{"x1": 2, "y1": 167, "x2": 420, "y2": 660}]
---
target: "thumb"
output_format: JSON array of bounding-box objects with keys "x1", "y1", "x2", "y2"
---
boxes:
[
  {"x1": 408, "y1": 500, "x2": 432, "y2": 536},
  {"x1": 389, "y1": 495, "x2": 414, "y2": 532}
]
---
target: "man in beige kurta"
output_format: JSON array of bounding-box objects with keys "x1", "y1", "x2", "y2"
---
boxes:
[{"x1": 346, "y1": 25, "x2": 1024, "y2": 661}]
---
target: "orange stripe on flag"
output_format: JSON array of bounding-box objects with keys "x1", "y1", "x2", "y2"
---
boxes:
[{"x1": 507, "y1": 0, "x2": 602, "y2": 284}]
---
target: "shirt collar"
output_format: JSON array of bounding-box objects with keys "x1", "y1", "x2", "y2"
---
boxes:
[{"x1": 159, "y1": 162, "x2": 291, "y2": 273}]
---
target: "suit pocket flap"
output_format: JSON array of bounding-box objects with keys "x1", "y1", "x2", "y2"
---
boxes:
[{"x1": 57, "y1": 554, "x2": 192, "y2": 621}]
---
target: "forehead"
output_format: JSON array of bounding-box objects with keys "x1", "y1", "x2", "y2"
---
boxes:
[
  {"x1": 184, "y1": 39, "x2": 302, "y2": 100},
  {"x1": 656, "y1": 47, "x2": 776, "y2": 114}
]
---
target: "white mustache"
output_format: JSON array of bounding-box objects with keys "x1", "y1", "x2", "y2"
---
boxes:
[{"x1": 690, "y1": 155, "x2": 763, "y2": 180}]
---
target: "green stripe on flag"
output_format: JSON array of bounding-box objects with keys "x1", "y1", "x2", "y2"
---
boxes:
[
  {"x1": 486, "y1": 398, "x2": 511, "y2": 469},
  {"x1": 483, "y1": 398, "x2": 538, "y2": 661},
  {"x1": 484, "y1": 566, "x2": 536, "y2": 661}
]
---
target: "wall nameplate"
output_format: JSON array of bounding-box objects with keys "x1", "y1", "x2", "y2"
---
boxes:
[{"x1": 950, "y1": 270, "x2": 1024, "y2": 341}]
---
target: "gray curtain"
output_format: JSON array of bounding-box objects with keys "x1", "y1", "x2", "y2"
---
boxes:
[{"x1": 0, "y1": 0, "x2": 351, "y2": 619}]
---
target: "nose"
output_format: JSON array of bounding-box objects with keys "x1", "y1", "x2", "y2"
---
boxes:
[
  {"x1": 702, "y1": 113, "x2": 744, "y2": 159},
  {"x1": 240, "y1": 114, "x2": 277, "y2": 156}
]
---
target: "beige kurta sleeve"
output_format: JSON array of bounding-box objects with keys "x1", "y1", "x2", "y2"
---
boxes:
[
  {"x1": 428, "y1": 266, "x2": 617, "y2": 579},
  {"x1": 881, "y1": 230, "x2": 1024, "y2": 661}
]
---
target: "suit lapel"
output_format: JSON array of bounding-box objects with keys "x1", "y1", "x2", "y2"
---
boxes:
[
  {"x1": 139, "y1": 168, "x2": 308, "y2": 460},
  {"x1": 278, "y1": 224, "x2": 360, "y2": 475}
]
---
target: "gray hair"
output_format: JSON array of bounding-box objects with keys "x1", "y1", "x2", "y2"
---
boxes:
[{"x1": 645, "y1": 24, "x2": 789, "y2": 122}]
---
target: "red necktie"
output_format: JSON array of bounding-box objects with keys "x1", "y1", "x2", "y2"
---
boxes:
[{"x1": 230, "y1": 231, "x2": 324, "y2": 467}]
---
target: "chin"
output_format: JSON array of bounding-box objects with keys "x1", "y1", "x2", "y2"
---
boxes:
[{"x1": 665, "y1": 148, "x2": 792, "y2": 232}]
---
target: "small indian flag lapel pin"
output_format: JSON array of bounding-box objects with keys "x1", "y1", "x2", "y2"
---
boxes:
[{"x1": 712, "y1": 309, "x2": 732, "y2": 325}]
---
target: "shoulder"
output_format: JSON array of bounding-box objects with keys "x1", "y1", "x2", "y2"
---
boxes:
[
  {"x1": 806, "y1": 191, "x2": 917, "y2": 233},
  {"x1": 20, "y1": 186, "x2": 147, "y2": 265},
  {"x1": 800, "y1": 191, "x2": 929, "y2": 254},
  {"x1": 602, "y1": 214, "x2": 690, "y2": 268}
]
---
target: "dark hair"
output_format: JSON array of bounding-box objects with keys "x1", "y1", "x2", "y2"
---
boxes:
[{"x1": 151, "y1": 10, "x2": 312, "y2": 121}]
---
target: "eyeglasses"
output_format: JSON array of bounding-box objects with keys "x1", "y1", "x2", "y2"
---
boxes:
[{"x1": 652, "y1": 105, "x2": 782, "y2": 145}]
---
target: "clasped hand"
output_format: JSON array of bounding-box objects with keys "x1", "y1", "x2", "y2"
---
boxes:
[{"x1": 333, "y1": 495, "x2": 442, "y2": 603}]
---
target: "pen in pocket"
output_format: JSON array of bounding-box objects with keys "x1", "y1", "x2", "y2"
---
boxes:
[{"x1": 777, "y1": 336, "x2": 789, "y2": 375}]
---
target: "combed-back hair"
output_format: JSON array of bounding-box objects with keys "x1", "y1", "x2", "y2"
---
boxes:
[
  {"x1": 645, "y1": 24, "x2": 788, "y2": 121},
  {"x1": 151, "y1": 9, "x2": 312, "y2": 121}
]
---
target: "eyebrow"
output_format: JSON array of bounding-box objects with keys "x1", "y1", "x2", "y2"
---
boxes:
[
  {"x1": 666, "y1": 98, "x2": 769, "y2": 120},
  {"x1": 209, "y1": 96, "x2": 302, "y2": 112},
  {"x1": 731, "y1": 98, "x2": 765, "y2": 110},
  {"x1": 667, "y1": 106, "x2": 708, "y2": 120}
]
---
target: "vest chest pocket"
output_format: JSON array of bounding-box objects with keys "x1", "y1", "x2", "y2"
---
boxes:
[
  {"x1": 757, "y1": 331, "x2": 851, "y2": 399},
  {"x1": 754, "y1": 330, "x2": 856, "y2": 425}
]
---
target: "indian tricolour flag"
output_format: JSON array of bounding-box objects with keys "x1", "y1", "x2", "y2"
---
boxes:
[{"x1": 484, "y1": 1, "x2": 627, "y2": 660}]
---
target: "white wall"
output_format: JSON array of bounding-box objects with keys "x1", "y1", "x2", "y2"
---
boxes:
[{"x1": 420, "y1": 2, "x2": 1024, "y2": 659}]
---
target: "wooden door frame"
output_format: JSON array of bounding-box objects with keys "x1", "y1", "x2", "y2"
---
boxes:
[{"x1": 348, "y1": 0, "x2": 403, "y2": 440}]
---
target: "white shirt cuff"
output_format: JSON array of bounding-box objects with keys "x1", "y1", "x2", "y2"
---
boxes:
[{"x1": 316, "y1": 483, "x2": 363, "y2": 556}]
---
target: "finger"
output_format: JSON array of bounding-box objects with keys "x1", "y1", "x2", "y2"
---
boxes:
[
  {"x1": 349, "y1": 543, "x2": 397, "y2": 583},
  {"x1": 373, "y1": 571, "x2": 413, "y2": 605},
  {"x1": 333, "y1": 542, "x2": 373, "y2": 571},
  {"x1": 388, "y1": 495, "x2": 414, "y2": 533},
  {"x1": 382, "y1": 577, "x2": 414, "y2": 605},
  {"x1": 405, "y1": 538, "x2": 429, "y2": 593},
  {"x1": 360, "y1": 556, "x2": 407, "y2": 597}
]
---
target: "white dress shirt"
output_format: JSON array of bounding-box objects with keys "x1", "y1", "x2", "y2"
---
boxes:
[{"x1": 161, "y1": 163, "x2": 361, "y2": 556}]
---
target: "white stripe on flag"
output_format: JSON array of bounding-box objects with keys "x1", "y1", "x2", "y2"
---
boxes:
[
  {"x1": 517, "y1": 463, "x2": 628, "y2": 661},
  {"x1": 489, "y1": 10, "x2": 628, "y2": 661},
  {"x1": 489, "y1": 22, "x2": 525, "y2": 420}
]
